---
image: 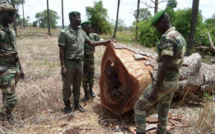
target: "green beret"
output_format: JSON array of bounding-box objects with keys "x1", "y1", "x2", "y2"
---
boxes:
[
  {"x1": 69, "y1": 11, "x2": 80, "y2": 18},
  {"x1": 151, "y1": 10, "x2": 165, "y2": 25},
  {"x1": 0, "y1": 4, "x2": 17, "y2": 12},
  {"x1": 81, "y1": 21, "x2": 91, "y2": 26}
]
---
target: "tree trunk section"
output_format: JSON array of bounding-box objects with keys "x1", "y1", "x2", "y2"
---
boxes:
[
  {"x1": 135, "y1": 0, "x2": 140, "y2": 41},
  {"x1": 186, "y1": 0, "x2": 199, "y2": 55},
  {"x1": 100, "y1": 43, "x2": 215, "y2": 115},
  {"x1": 22, "y1": 2, "x2": 25, "y2": 29},
  {"x1": 154, "y1": 0, "x2": 158, "y2": 15},
  {"x1": 61, "y1": 0, "x2": 64, "y2": 29},
  {"x1": 11, "y1": 0, "x2": 17, "y2": 35},
  {"x1": 47, "y1": 0, "x2": 51, "y2": 35},
  {"x1": 113, "y1": 0, "x2": 120, "y2": 38}
]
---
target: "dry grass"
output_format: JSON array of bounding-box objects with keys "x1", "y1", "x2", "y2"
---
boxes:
[
  {"x1": 0, "y1": 35, "x2": 118, "y2": 134},
  {"x1": 0, "y1": 28, "x2": 214, "y2": 134}
]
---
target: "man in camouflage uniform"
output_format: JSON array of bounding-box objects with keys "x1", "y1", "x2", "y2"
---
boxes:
[
  {"x1": 58, "y1": 11, "x2": 110, "y2": 115},
  {"x1": 81, "y1": 21, "x2": 102, "y2": 101},
  {"x1": 0, "y1": 4, "x2": 25, "y2": 125},
  {"x1": 134, "y1": 11, "x2": 186, "y2": 134}
]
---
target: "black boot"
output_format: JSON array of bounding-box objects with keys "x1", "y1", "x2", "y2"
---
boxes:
[
  {"x1": 73, "y1": 101, "x2": 86, "y2": 113},
  {"x1": 89, "y1": 85, "x2": 96, "y2": 98},
  {"x1": 81, "y1": 88, "x2": 89, "y2": 101},
  {"x1": 63, "y1": 100, "x2": 73, "y2": 115},
  {"x1": 6, "y1": 109, "x2": 24, "y2": 127}
]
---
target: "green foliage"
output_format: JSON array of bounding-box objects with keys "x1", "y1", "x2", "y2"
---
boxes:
[
  {"x1": 166, "y1": 0, "x2": 177, "y2": 9},
  {"x1": 35, "y1": 9, "x2": 60, "y2": 29},
  {"x1": 85, "y1": 1, "x2": 111, "y2": 34},
  {"x1": 166, "y1": 0, "x2": 177, "y2": 23},
  {"x1": 133, "y1": 8, "x2": 152, "y2": 21},
  {"x1": 32, "y1": 21, "x2": 37, "y2": 27},
  {"x1": 138, "y1": 19, "x2": 159, "y2": 47},
  {"x1": 138, "y1": 7, "x2": 212, "y2": 49},
  {"x1": 1, "y1": 0, "x2": 22, "y2": 6},
  {"x1": 205, "y1": 14, "x2": 215, "y2": 28},
  {"x1": 173, "y1": 9, "x2": 208, "y2": 46},
  {"x1": 205, "y1": 14, "x2": 215, "y2": 44}
]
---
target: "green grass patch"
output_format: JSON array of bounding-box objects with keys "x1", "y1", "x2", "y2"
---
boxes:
[{"x1": 28, "y1": 61, "x2": 59, "y2": 67}]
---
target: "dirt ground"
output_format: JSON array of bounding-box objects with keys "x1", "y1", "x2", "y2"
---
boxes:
[{"x1": 0, "y1": 35, "x2": 214, "y2": 134}]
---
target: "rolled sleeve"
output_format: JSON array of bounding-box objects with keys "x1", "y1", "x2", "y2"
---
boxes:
[
  {"x1": 160, "y1": 38, "x2": 174, "y2": 57},
  {"x1": 58, "y1": 32, "x2": 66, "y2": 47}
]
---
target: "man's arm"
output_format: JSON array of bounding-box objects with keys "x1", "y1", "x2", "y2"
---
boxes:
[
  {"x1": 85, "y1": 38, "x2": 111, "y2": 47},
  {"x1": 59, "y1": 46, "x2": 67, "y2": 75},
  {"x1": 17, "y1": 58, "x2": 25, "y2": 79},
  {"x1": 150, "y1": 55, "x2": 171, "y2": 101}
]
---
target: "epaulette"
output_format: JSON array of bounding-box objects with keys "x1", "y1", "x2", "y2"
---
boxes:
[
  {"x1": 61, "y1": 29, "x2": 68, "y2": 33},
  {"x1": 90, "y1": 33, "x2": 97, "y2": 35}
]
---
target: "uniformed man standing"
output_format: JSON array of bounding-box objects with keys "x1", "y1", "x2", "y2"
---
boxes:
[
  {"x1": 81, "y1": 21, "x2": 102, "y2": 101},
  {"x1": 0, "y1": 4, "x2": 25, "y2": 125},
  {"x1": 134, "y1": 11, "x2": 186, "y2": 134},
  {"x1": 58, "y1": 11, "x2": 110, "y2": 114}
]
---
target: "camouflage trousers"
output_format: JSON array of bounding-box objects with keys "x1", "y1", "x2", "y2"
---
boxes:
[
  {"x1": 0, "y1": 67, "x2": 18, "y2": 114},
  {"x1": 82, "y1": 57, "x2": 95, "y2": 90},
  {"x1": 62, "y1": 59, "x2": 83, "y2": 102},
  {"x1": 134, "y1": 80, "x2": 178, "y2": 134}
]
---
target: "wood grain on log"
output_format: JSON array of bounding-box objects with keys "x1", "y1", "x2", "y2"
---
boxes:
[{"x1": 100, "y1": 43, "x2": 215, "y2": 115}]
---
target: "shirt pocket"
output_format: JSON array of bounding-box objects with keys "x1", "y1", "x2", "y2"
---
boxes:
[{"x1": 67, "y1": 36, "x2": 78, "y2": 52}]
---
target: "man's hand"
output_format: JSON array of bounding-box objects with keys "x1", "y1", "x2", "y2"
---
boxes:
[
  {"x1": 149, "y1": 85, "x2": 159, "y2": 101},
  {"x1": 19, "y1": 69, "x2": 25, "y2": 79},
  {"x1": 61, "y1": 67, "x2": 67, "y2": 75},
  {"x1": 103, "y1": 39, "x2": 111, "y2": 46}
]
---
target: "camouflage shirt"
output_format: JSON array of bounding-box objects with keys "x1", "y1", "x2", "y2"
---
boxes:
[
  {"x1": 157, "y1": 27, "x2": 186, "y2": 81},
  {"x1": 0, "y1": 24, "x2": 17, "y2": 58},
  {"x1": 58, "y1": 25, "x2": 89, "y2": 60},
  {"x1": 0, "y1": 24, "x2": 18, "y2": 85},
  {"x1": 84, "y1": 33, "x2": 101, "y2": 58}
]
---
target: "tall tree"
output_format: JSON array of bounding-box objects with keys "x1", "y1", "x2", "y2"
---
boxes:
[
  {"x1": 113, "y1": 0, "x2": 120, "y2": 38},
  {"x1": 133, "y1": 8, "x2": 152, "y2": 21},
  {"x1": 135, "y1": 0, "x2": 140, "y2": 41},
  {"x1": 47, "y1": 0, "x2": 51, "y2": 35},
  {"x1": 20, "y1": 0, "x2": 25, "y2": 28},
  {"x1": 142, "y1": 0, "x2": 167, "y2": 15},
  {"x1": 35, "y1": 9, "x2": 60, "y2": 29},
  {"x1": 165, "y1": 0, "x2": 177, "y2": 23},
  {"x1": 186, "y1": 0, "x2": 200, "y2": 55},
  {"x1": 86, "y1": 1, "x2": 112, "y2": 34},
  {"x1": 61, "y1": 0, "x2": 64, "y2": 29},
  {"x1": 11, "y1": 0, "x2": 17, "y2": 34}
]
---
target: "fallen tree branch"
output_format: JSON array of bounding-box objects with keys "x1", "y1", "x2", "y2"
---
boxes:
[
  {"x1": 195, "y1": 46, "x2": 215, "y2": 52},
  {"x1": 207, "y1": 31, "x2": 215, "y2": 52}
]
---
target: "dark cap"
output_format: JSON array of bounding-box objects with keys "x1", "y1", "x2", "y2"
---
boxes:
[
  {"x1": 151, "y1": 10, "x2": 165, "y2": 25},
  {"x1": 69, "y1": 11, "x2": 80, "y2": 18},
  {"x1": 81, "y1": 21, "x2": 91, "y2": 26},
  {"x1": 0, "y1": 4, "x2": 17, "y2": 12}
]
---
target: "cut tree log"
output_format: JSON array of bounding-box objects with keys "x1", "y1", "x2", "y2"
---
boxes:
[{"x1": 99, "y1": 43, "x2": 215, "y2": 115}]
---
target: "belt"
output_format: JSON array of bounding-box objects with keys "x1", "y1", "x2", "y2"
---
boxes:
[{"x1": 0, "y1": 57, "x2": 17, "y2": 65}]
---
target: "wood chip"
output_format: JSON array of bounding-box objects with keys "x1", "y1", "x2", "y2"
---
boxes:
[{"x1": 146, "y1": 117, "x2": 158, "y2": 123}]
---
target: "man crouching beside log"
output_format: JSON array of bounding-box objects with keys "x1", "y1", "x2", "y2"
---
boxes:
[{"x1": 134, "y1": 11, "x2": 186, "y2": 134}]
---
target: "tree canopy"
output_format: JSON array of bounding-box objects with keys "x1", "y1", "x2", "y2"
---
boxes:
[
  {"x1": 35, "y1": 9, "x2": 60, "y2": 29},
  {"x1": 1, "y1": 0, "x2": 22, "y2": 6},
  {"x1": 86, "y1": 1, "x2": 111, "y2": 34},
  {"x1": 133, "y1": 8, "x2": 152, "y2": 21}
]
